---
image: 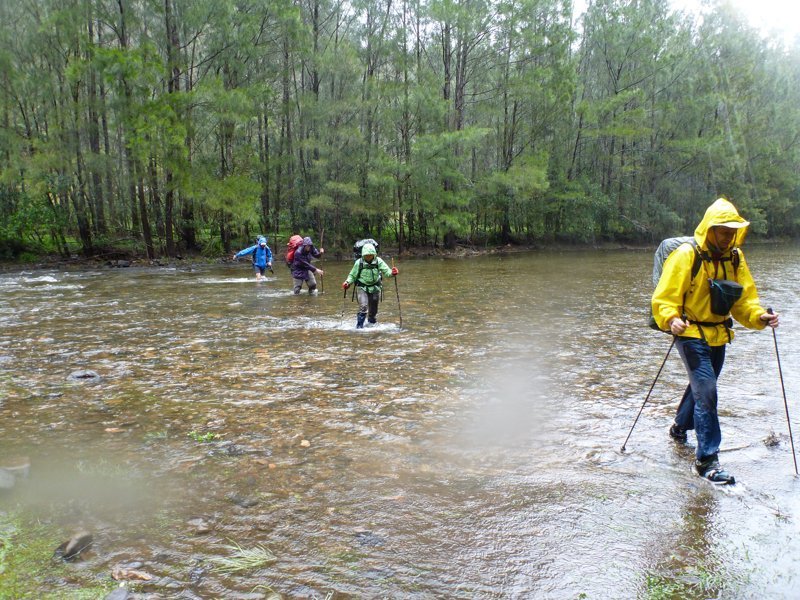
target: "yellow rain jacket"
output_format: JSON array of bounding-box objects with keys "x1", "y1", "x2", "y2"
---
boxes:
[{"x1": 652, "y1": 198, "x2": 767, "y2": 346}]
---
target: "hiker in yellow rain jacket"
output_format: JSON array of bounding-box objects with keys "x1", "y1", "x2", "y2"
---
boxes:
[{"x1": 652, "y1": 198, "x2": 779, "y2": 484}]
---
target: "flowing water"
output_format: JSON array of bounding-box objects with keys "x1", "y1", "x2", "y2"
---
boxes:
[{"x1": 1, "y1": 245, "x2": 799, "y2": 599}]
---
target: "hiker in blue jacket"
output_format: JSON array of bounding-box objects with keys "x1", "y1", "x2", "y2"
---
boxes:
[
  {"x1": 232, "y1": 235, "x2": 273, "y2": 281},
  {"x1": 291, "y1": 236, "x2": 324, "y2": 294}
]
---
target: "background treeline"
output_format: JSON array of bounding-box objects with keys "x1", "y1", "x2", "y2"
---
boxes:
[{"x1": 1, "y1": 0, "x2": 799, "y2": 260}]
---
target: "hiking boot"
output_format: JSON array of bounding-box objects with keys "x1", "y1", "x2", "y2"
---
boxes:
[
  {"x1": 669, "y1": 423, "x2": 688, "y2": 442},
  {"x1": 356, "y1": 313, "x2": 366, "y2": 329},
  {"x1": 695, "y1": 456, "x2": 735, "y2": 485}
]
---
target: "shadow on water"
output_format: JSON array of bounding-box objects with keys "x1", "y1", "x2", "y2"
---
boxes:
[{"x1": 2, "y1": 246, "x2": 800, "y2": 597}]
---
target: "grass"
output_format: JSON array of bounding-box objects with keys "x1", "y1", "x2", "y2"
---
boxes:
[
  {"x1": 188, "y1": 430, "x2": 220, "y2": 443},
  {"x1": 0, "y1": 510, "x2": 117, "y2": 599},
  {"x1": 210, "y1": 541, "x2": 277, "y2": 574}
]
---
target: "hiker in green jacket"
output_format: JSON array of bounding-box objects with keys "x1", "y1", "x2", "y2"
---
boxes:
[{"x1": 342, "y1": 243, "x2": 398, "y2": 328}]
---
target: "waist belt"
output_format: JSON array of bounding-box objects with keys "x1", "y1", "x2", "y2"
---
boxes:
[
  {"x1": 687, "y1": 317, "x2": 734, "y2": 343},
  {"x1": 688, "y1": 317, "x2": 733, "y2": 328}
]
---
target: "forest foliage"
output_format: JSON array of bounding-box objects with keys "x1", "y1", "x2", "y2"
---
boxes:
[{"x1": 1, "y1": 0, "x2": 799, "y2": 260}]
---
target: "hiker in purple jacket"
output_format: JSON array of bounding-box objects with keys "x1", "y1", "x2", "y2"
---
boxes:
[{"x1": 291, "y1": 236, "x2": 325, "y2": 294}]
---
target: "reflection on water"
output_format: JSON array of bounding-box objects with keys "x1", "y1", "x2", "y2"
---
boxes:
[{"x1": 1, "y1": 245, "x2": 799, "y2": 597}]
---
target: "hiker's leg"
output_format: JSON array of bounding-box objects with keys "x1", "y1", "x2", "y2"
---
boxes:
[
  {"x1": 307, "y1": 272, "x2": 317, "y2": 294},
  {"x1": 356, "y1": 288, "x2": 368, "y2": 328},
  {"x1": 674, "y1": 385, "x2": 695, "y2": 431},
  {"x1": 677, "y1": 338, "x2": 723, "y2": 461},
  {"x1": 293, "y1": 278, "x2": 304, "y2": 294},
  {"x1": 367, "y1": 291, "x2": 379, "y2": 323}
]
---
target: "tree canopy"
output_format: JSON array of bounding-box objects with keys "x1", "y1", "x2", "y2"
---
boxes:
[{"x1": 1, "y1": 0, "x2": 798, "y2": 259}]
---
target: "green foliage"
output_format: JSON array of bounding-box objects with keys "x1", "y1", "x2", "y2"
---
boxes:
[
  {"x1": 188, "y1": 430, "x2": 220, "y2": 443},
  {"x1": 0, "y1": 0, "x2": 797, "y2": 258}
]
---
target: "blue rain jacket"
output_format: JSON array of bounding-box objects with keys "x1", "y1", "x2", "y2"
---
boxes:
[{"x1": 235, "y1": 236, "x2": 273, "y2": 268}]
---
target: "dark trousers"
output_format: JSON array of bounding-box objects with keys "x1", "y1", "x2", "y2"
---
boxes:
[{"x1": 674, "y1": 337, "x2": 726, "y2": 461}]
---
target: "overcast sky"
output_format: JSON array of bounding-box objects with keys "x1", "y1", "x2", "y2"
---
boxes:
[{"x1": 572, "y1": 0, "x2": 800, "y2": 46}]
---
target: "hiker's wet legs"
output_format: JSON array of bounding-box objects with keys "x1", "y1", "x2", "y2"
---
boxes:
[
  {"x1": 367, "y1": 293, "x2": 379, "y2": 323},
  {"x1": 674, "y1": 385, "x2": 695, "y2": 431},
  {"x1": 676, "y1": 338, "x2": 725, "y2": 460}
]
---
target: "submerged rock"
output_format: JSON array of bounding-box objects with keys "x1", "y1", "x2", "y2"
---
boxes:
[
  {"x1": 54, "y1": 531, "x2": 93, "y2": 561},
  {"x1": 187, "y1": 517, "x2": 212, "y2": 534},
  {"x1": 104, "y1": 587, "x2": 132, "y2": 600},
  {"x1": 226, "y1": 493, "x2": 259, "y2": 508},
  {"x1": 67, "y1": 370, "x2": 101, "y2": 382}
]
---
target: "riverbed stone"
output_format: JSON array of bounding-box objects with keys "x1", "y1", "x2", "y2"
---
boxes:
[
  {"x1": 226, "y1": 493, "x2": 259, "y2": 508},
  {"x1": 55, "y1": 530, "x2": 93, "y2": 560},
  {"x1": 67, "y1": 370, "x2": 101, "y2": 382},
  {"x1": 104, "y1": 587, "x2": 131, "y2": 600},
  {"x1": 187, "y1": 517, "x2": 212, "y2": 534}
]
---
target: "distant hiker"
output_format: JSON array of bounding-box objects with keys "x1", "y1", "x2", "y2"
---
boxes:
[
  {"x1": 651, "y1": 198, "x2": 779, "y2": 484},
  {"x1": 342, "y1": 242, "x2": 398, "y2": 328},
  {"x1": 232, "y1": 235, "x2": 273, "y2": 281},
  {"x1": 291, "y1": 236, "x2": 324, "y2": 294}
]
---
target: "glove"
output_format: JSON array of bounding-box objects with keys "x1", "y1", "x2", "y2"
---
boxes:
[
  {"x1": 391, "y1": 267, "x2": 399, "y2": 276},
  {"x1": 342, "y1": 281, "x2": 350, "y2": 290}
]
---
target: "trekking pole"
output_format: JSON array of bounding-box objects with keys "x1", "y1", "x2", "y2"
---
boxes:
[
  {"x1": 340, "y1": 286, "x2": 347, "y2": 325},
  {"x1": 319, "y1": 228, "x2": 325, "y2": 294},
  {"x1": 767, "y1": 308, "x2": 798, "y2": 476},
  {"x1": 620, "y1": 336, "x2": 676, "y2": 452},
  {"x1": 391, "y1": 257, "x2": 402, "y2": 329}
]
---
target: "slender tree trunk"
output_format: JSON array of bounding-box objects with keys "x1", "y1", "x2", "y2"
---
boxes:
[
  {"x1": 137, "y1": 168, "x2": 155, "y2": 259},
  {"x1": 87, "y1": 15, "x2": 106, "y2": 235}
]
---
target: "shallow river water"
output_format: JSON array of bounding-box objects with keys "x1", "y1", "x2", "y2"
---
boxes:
[{"x1": 1, "y1": 245, "x2": 800, "y2": 598}]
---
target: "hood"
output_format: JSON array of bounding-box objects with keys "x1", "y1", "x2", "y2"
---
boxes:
[
  {"x1": 302, "y1": 236, "x2": 313, "y2": 247},
  {"x1": 257, "y1": 235, "x2": 267, "y2": 246},
  {"x1": 694, "y1": 198, "x2": 749, "y2": 251},
  {"x1": 361, "y1": 243, "x2": 377, "y2": 259}
]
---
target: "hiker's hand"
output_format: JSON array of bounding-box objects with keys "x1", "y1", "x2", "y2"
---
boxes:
[
  {"x1": 669, "y1": 317, "x2": 688, "y2": 335},
  {"x1": 316, "y1": 269, "x2": 324, "y2": 276},
  {"x1": 342, "y1": 281, "x2": 349, "y2": 290},
  {"x1": 232, "y1": 254, "x2": 237, "y2": 261},
  {"x1": 318, "y1": 248, "x2": 324, "y2": 254},
  {"x1": 761, "y1": 311, "x2": 779, "y2": 328},
  {"x1": 267, "y1": 262, "x2": 272, "y2": 268},
  {"x1": 391, "y1": 267, "x2": 398, "y2": 276}
]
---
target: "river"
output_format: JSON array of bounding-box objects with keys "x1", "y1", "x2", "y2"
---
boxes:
[{"x1": 1, "y1": 245, "x2": 799, "y2": 598}]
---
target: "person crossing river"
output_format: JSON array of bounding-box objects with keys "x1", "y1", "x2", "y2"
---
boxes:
[
  {"x1": 232, "y1": 235, "x2": 273, "y2": 281},
  {"x1": 651, "y1": 198, "x2": 779, "y2": 484},
  {"x1": 342, "y1": 242, "x2": 398, "y2": 328}
]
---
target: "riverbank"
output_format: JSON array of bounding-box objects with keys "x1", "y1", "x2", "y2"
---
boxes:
[
  {"x1": 2, "y1": 236, "x2": 791, "y2": 274},
  {"x1": 0, "y1": 240, "x2": 647, "y2": 274}
]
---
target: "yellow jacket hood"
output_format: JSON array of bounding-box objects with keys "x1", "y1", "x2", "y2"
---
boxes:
[{"x1": 694, "y1": 198, "x2": 749, "y2": 252}]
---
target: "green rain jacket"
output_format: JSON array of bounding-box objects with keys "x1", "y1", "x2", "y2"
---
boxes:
[
  {"x1": 345, "y1": 243, "x2": 393, "y2": 294},
  {"x1": 652, "y1": 198, "x2": 767, "y2": 346}
]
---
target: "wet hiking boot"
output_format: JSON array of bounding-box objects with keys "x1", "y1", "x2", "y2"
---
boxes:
[
  {"x1": 695, "y1": 456, "x2": 735, "y2": 485},
  {"x1": 368, "y1": 317, "x2": 377, "y2": 325},
  {"x1": 356, "y1": 313, "x2": 366, "y2": 329},
  {"x1": 669, "y1": 423, "x2": 688, "y2": 443}
]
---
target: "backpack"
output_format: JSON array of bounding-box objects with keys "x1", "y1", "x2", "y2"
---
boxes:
[
  {"x1": 649, "y1": 236, "x2": 739, "y2": 331},
  {"x1": 285, "y1": 234, "x2": 303, "y2": 266},
  {"x1": 353, "y1": 238, "x2": 379, "y2": 260}
]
